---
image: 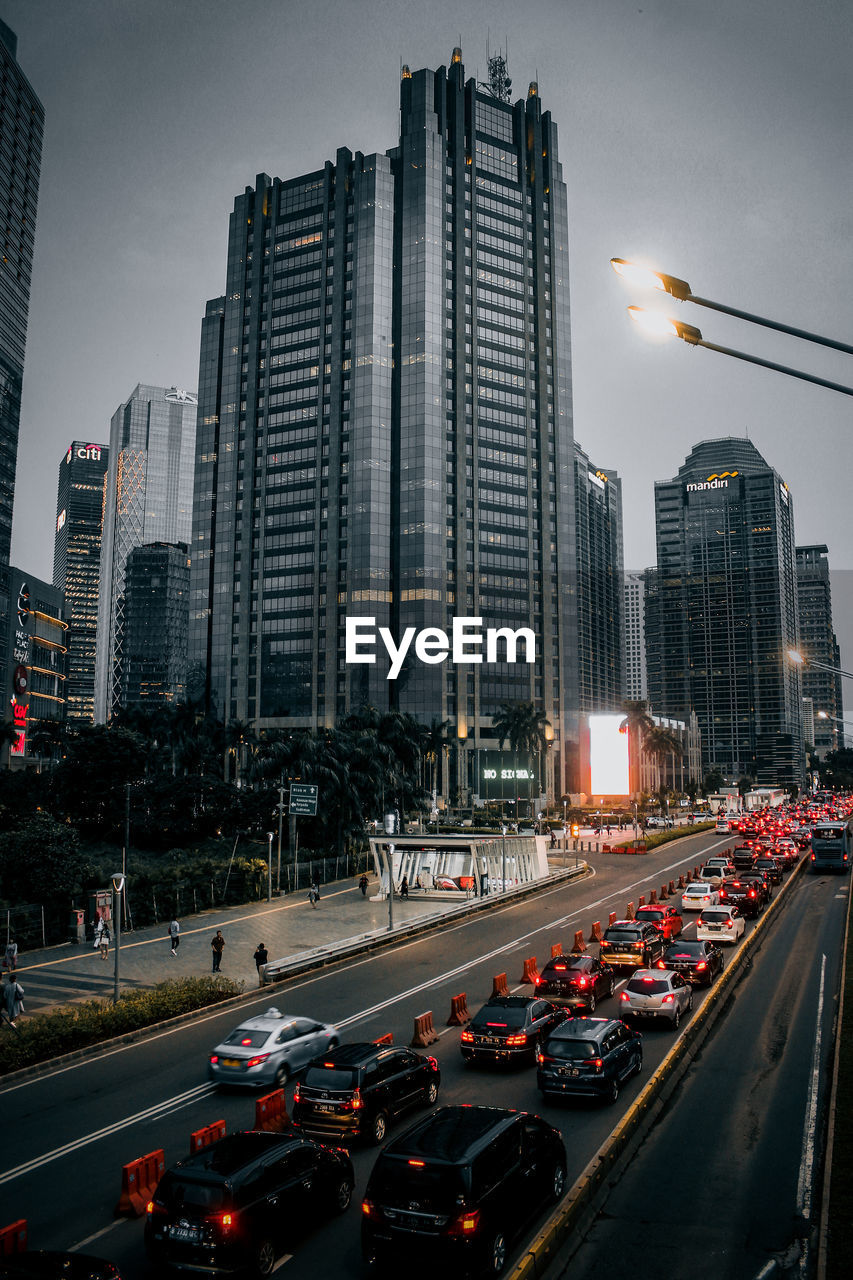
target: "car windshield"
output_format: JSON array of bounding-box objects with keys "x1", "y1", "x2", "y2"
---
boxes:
[
  {"x1": 638, "y1": 910, "x2": 663, "y2": 920},
  {"x1": 546, "y1": 1038, "x2": 599, "y2": 1060},
  {"x1": 626, "y1": 978, "x2": 669, "y2": 995},
  {"x1": 472, "y1": 1008, "x2": 528, "y2": 1029},
  {"x1": 304, "y1": 1065, "x2": 358, "y2": 1090},
  {"x1": 604, "y1": 930, "x2": 639, "y2": 942},
  {"x1": 701, "y1": 911, "x2": 729, "y2": 922},
  {"x1": 812, "y1": 828, "x2": 842, "y2": 841},
  {"x1": 159, "y1": 1175, "x2": 230, "y2": 1212},
  {"x1": 223, "y1": 1029, "x2": 270, "y2": 1048},
  {"x1": 666, "y1": 943, "x2": 703, "y2": 957},
  {"x1": 686, "y1": 885, "x2": 710, "y2": 893},
  {"x1": 368, "y1": 1160, "x2": 466, "y2": 1212}
]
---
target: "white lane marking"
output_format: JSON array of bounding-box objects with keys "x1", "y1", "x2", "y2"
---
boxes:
[
  {"x1": 753, "y1": 1260, "x2": 777, "y2": 1280},
  {"x1": 70, "y1": 1220, "x2": 128, "y2": 1250},
  {"x1": 272, "y1": 1255, "x2": 293, "y2": 1271},
  {"x1": 0, "y1": 1082, "x2": 216, "y2": 1186},
  {"x1": 796, "y1": 952, "x2": 826, "y2": 1220},
  {"x1": 2, "y1": 835, "x2": 732, "y2": 1095}
]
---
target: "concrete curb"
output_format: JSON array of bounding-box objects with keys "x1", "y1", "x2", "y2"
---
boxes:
[
  {"x1": 507, "y1": 853, "x2": 810, "y2": 1280},
  {"x1": 816, "y1": 870, "x2": 852, "y2": 1280},
  {"x1": 0, "y1": 865, "x2": 591, "y2": 1090}
]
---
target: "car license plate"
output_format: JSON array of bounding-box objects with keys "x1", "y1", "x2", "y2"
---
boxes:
[
  {"x1": 221, "y1": 1058, "x2": 241, "y2": 1068},
  {"x1": 707, "y1": 924, "x2": 722, "y2": 930},
  {"x1": 315, "y1": 1103, "x2": 335, "y2": 1113},
  {"x1": 169, "y1": 1226, "x2": 200, "y2": 1243}
]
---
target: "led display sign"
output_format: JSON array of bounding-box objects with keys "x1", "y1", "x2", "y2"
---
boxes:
[{"x1": 589, "y1": 714, "x2": 630, "y2": 795}]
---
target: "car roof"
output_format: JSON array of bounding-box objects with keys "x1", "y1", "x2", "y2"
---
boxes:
[
  {"x1": 382, "y1": 1106, "x2": 520, "y2": 1163},
  {"x1": 480, "y1": 995, "x2": 538, "y2": 1009},
  {"x1": 630, "y1": 968, "x2": 675, "y2": 980},
  {"x1": 606, "y1": 920, "x2": 641, "y2": 929},
  {"x1": 311, "y1": 1042, "x2": 399, "y2": 1067},
  {"x1": 173, "y1": 1131, "x2": 301, "y2": 1177},
  {"x1": 542, "y1": 954, "x2": 592, "y2": 968},
  {"x1": 547, "y1": 1016, "x2": 619, "y2": 1040},
  {"x1": 233, "y1": 1007, "x2": 302, "y2": 1032}
]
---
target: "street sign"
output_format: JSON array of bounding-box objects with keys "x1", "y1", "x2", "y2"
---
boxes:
[{"x1": 289, "y1": 782, "x2": 318, "y2": 816}]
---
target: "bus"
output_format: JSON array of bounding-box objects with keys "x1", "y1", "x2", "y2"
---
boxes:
[{"x1": 810, "y1": 819, "x2": 853, "y2": 873}]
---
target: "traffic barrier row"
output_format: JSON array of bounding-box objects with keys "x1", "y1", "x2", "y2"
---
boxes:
[
  {"x1": 571, "y1": 930, "x2": 586, "y2": 954},
  {"x1": 492, "y1": 972, "x2": 510, "y2": 998},
  {"x1": 190, "y1": 1119, "x2": 226, "y2": 1154},
  {"x1": 519, "y1": 957, "x2": 540, "y2": 984},
  {"x1": 588, "y1": 921, "x2": 603, "y2": 944},
  {"x1": 551, "y1": 942, "x2": 563, "y2": 958},
  {"x1": 0, "y1": 1220, "x2": 26, "y2": 1257},
  {"x1": 447, "y1": 993, "x2": 470, "y2": 1025},
  {"x1": 115, "y1": 1149, "x2": 165, "y2": 1217},
  {"x1": 254, "y1": 1089, "x2": 289, "y2": 1133},
  {"x1": 411, "y1": 1011, "x2": 439, "y2": 1047}
]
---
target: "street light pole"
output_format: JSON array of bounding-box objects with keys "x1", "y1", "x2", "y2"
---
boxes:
[
  {"x1": 788, "y1": 650, "x2": 853, "y2": 680},
  {"x1": 276, "y1": 785, "x2": 286, "y2": 894},
  {"x1": 111, "y1": 872, "x2": 125, "y2": 1004},
  {"x1": 501, "y1": 824, "x2": 507, "y2": 894},
  {"x1": 266, "y1": 832, "x2": 273, "y2": 903}
]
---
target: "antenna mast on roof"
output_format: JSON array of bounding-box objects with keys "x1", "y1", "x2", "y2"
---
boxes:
[{"x1": 479, "y1": 37, "x2": 512, "y2": 102}]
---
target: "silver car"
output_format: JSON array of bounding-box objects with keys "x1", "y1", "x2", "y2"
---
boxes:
[
  {"x1": 619, "y1": 969, "x2": 693, "y2": 1029},
  {"x1": 208, "y1": 1007, "x2": 338, "y2": 1088}
]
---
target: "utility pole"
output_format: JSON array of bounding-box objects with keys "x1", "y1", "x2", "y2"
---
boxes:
[
  {"x1": 275, "y1": 784, "x2": 286, "y2": 894},
  {"x1": 122, "y1": 783, "x2": 131, "y2": 928}
]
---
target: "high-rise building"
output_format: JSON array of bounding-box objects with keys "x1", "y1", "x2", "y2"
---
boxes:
[
  {"x1": 190, "y1": 49, "x2": 582, "y2": 797},
  {"x1": 623, "y1": 573, "x2": 647, "y2": 701},
  {"x1": 1, "y1": 567, "x2": 65, "y2": 768},
  {"x1": 645, "y1": 438, "x2": 803, "y2": 788},
  {"x1": 123, "y1": 542, "x2": 190, "y2": 709},
  {"x1": 796, "y1": 544, "x2": 843, "y2": 758},
  {"x1": 0, "y1": 22, "x2": 44, "y2": 678},
  {"x1": 53, "y1": 440, "x2": 109, "y2": 721},
  {"x1": 95, "y1": 384, "x2": 196, "y2": 722},
  {"x1": 573, "y1": 444, "x2": 623, "y2": 712}
]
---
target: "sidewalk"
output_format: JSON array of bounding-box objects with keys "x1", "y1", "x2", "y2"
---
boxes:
[{"x1": 10, "y1": 874, "x2": 456, "y2": 1017}]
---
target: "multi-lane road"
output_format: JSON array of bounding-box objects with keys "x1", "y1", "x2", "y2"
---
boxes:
[{"x1": 1, "y1": 830, "x2": 846, "y2": 1279}]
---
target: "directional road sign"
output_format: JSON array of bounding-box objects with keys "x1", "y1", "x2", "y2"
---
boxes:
[{"x1": 289, "y1": 782, "x2": 318, "y2": 816}]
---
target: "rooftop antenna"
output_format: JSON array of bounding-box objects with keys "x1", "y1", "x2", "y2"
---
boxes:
[{"x1": 479, "y1": 36, "x2": 512, "y2": 102}]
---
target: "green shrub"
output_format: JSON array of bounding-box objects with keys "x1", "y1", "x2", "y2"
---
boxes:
[
  {"x1": 0, "y1": 975, "x2": 242, "y2": 1076},
  {"x1": 641, "y1": 822, "x2": 715, "y2": 850}
]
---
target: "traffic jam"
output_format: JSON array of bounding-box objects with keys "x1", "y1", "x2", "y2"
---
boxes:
[{"x1": 4, "y1": 794, "x2": 851, "y2": 1279}]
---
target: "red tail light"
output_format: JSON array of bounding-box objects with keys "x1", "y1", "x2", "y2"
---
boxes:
[
  {"x1": 727, "y1": 919, "x2": 734, "y2": 928},
  {"x1": 246, "y1": 1054, "x2": 270, "y2": 1068},
  {"x1": 662, "y1": 995, "x2": 673, "y2": 1003},
  {"x1": 209, "y1": 1055, "x2": 219, "y2": 1065},
  {"x1": 656, "y1": 960, "x2": 666, "y2": 968},
  {"x1": 146, "y1": 1201, "x2": 166, "y2": 1216},
  {"x1": 449, "y1": 1208, "x2": 482, "y2": 1237},
  {"x1": 576, "y1": 977, "x2": 588, "y2": 987},
  {"x1": 505, "y1": 1033, "x2": 528, "y2": 1046},
  {"x1": 591, "y1": 1057, "x2": 603, "y2": 1072},
  {"x1": 536, "y1": 1051, "x2": 545, "y2": 1064},
  {"x1": 362, "y1": 1199, "x2": 374, "y2": 1217},
  {"x1": 696, "y1": 962, "x2": 707, "y2": 971},
  {"x1": 293, "y1": 1084, "x2": 301, "y2": 1103},
  {"x1": 351, "y1": 1089, "x2": 364, "y2": 1110},
  {"x1": 620, "y1": 991, "x2": 629, "y2": 1001},
  {"x1": 427, "y1": 1056, "x2": 438, "y2": 1070},
  {"x1": 460, "y1": 1030, "x2": 474, "y2": 1043}
]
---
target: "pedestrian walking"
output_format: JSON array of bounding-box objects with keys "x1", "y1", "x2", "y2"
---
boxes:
[
  {"x1": 308, "y1": 882, "x2": 320, "y2": 908},
  {"x1": 2, "y1": 971, "x2": 24, "y2": 1028},
  {"x1": 3, "y1": 936, "x2": 17, "y2": 975},
  {"x1": 211, "y1": 930, "x2": 225, "y2": 972},
  {"x1": 254, "y1": 942, "x2": 269, "y2": 985},
  {"x1": 94, "y1": 918, "x2": 110, "y2": 960},
  {"x1": 359, "y1": 873, "x2": 369, "y2": 897},
  {"x1": 169, "y1": 918, "x2": 180, "y2": 957},
  {"x1": 400, "y1": 875, "x2": 409, "y2": 900}
]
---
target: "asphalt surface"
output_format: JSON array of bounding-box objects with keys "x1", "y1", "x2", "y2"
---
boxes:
[
  {"x1": 3, "y1": 829, "x2": 829, "y2": 1280},
  {"x1": 561, "y1": 870, "x2": 848, "y2": 1280}
]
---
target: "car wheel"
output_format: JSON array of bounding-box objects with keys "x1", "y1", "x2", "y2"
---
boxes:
[
  {"x1": 633, "y1": 1049, "x2": 643, "y2": 1076},
  {"x1": 687, "y1": 992, "x2": 694, "y2": 1012},
  {"x1": 549, "y1": 1162, "x2": 566, "y2": 1202},
  {"x1": 488, "y1": 1229, "x2": 508, "y2": 1274},
  {"x1": 333, "y1": 1173, "x2": 354, "y2": 1214},
  {"x1": 369, "y1": 1110, "x2": 388, "y2": 1145},
  {"x1": 274, "y1": 1062, "x2": 289, "y2": 1088},
  {"x1": 253, "y1": 1238, "x2": 276, "y2": 1277},
  {"x1": 423, "y1": 1078, "x2": 439, "y2": 1106},
  {"x1": 587, "y1": 993, "x2": 596, "y2": 1013},
  {"x1": 607, "y1": 975, "x2": 615, "y2": 997},
  {"x1": 672, "y1": 1007, "x2": 681, "y2": 1030},
  {"x1": 605, "y1": 1077, "x2": 620, "y2": 1105}
]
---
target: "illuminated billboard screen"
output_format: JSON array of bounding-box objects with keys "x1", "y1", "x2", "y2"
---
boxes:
[
  {"x1": 589, "y1": 714, "x2": 629, "y2": 795},
  {"x1": 477, "y1": 750, "x2": 537, "y2": 803}
]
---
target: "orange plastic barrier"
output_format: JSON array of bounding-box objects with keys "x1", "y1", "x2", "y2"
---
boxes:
[
  {"x1": 678, "y1": 874, "x2": 686, "y2": 889},
  {"x1": 626, "y1": 901, "x2": 635, "y2": 919},
  {"x1": 447, "y1": 993, "x2": 470, "y2": 1026},
  {"x1": 588, "y1": 921, "x2": 603, "y2": 944},
  {"x1": 140, "y1": 1150, "x2": 165, "y2": 1204},
  {"x1": 0, "y1": 1220, "x2": 27, "y2": 1257},
  {"x1": 668, "y1": 880, "x2": 676, "y2": 896},
  {"x1": 254, "y1": 1089, "x2": 289, "y2": 1133},
  {"x1": 571, "y1": 930, "x2": 587, "y2": 954},
  {"x1": 648, "y1": 889, "x2": 657, "y2": 904},
  {"x1": 550, "y1": 942, "x2": 563, "y2": 958},
  {"x1": 659, "y1": 883, "x2": 669, "y2": 899},
  {"x1": 492, "y1": 972, "x2": 510, "y2": 998},
  {"x1": 638, "y1": 894, "x2": 645, "y2": 908},
  {"x1": 601, "y1": 843, "x2": 611, "y2": 853},
  {"x1": 373, "y1": 1033, "x2": 393, "y2": 1046},
  {"x1": 608, "y1": 911, "x2": 617, "y2": 926},
  {"x1": 411, "y1": 1011, "x2": 439, "y2": 1047},
  {"x1": 190, "y1": 1120, "x2": 226, "y2": 1155},
  {"x1": 519, "y1": 956, "x2": 540, "y2": 984},
  {"x1": 115, "y1": 1157, "x2": 149, "y2": 1217}
]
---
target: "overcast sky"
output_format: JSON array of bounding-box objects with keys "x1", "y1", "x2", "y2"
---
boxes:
[{"x1": 5, "y1": 0, "x2": 852, "y2": 672}]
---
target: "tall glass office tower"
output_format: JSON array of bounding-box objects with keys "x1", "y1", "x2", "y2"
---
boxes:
[
  {"x1": 796, "y1": 544, "x2": 843, "y2": 758},
  {"x1": 95, "y1": 385, "x2": 196, "y2": 722},
  {"x1": 645, "y1": 438, "x2": 804, "y2": 787},
  {"x1": 190, "y1": 50, "x2": 582, "y2": 796},
  {"x1": 0, "y1": 22, "x2": 44, "y2": 676},
  {"x1": 573, "y1": 444, "x2": 623, "y2": 713}
]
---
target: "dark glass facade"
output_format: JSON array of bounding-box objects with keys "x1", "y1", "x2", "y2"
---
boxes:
[
  {"x1": 95, "y1": 384, "x2": 197, "y2": 721},
  {"x1": 0, "y1": 23, "x2": 44, "y2": 679},
  {"x1": 53, "y1": 440, "x2": 108, "y2": 721},
  {"x1": 190, "y1": 51, "x2": 584, "y2": 796},
  {"x1": 795, "y1": 544, "x2": 843, "y2": 758},
  {"x1": 645, "y1": 438, "x2": 804, "y2": 788},
  {"x1": 573, "y1": 444, "x2": 623, "y2": 713},
  {"x1": 123, "y1": 542, "x2": 190, "y2": 708},
  {"x1": 1, "y1": 566, "x2": 65, "y2": 768}
]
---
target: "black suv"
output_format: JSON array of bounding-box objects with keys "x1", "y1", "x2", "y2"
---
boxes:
[
  {"x1": 536, "y1": 1016, "x2": 643, "y2": 1105},
  {"x1": 291, "y1": 1043, "x2": 440, "y2": 1145},
  {"x1": 361, "y1": 1105, "x2": 566, "y2": 1276},
  {"x1": 536, "y1": 954, "x2": 616, "y2": 1012},
  {"x1": 459, "y1": 995, "x2": 566, "y2": 1064},
  {"x1": 731, "y1": 846, "x2": 758, "y2": 873},
  {"x1": 144, "y1": 1130, "x2": 353, "y2": 1276},
  {"x1": 659, "y1": 939, "x2": 724, "y2": 985},
  {"x1": 599, "y1": 921, "x2": 666, "y2": 970},
  {"x1": 754, "y1": 856, "x2": 783, "y2": 885},
  {"x1": 719, "y1": 877, "x2": 763, "y2": 918}
]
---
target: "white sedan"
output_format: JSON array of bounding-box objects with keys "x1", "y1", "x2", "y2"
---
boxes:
[
  {"x1": 681, "y1": 882, "x2": 720, "y2": 911},
  {"x1": 697, "y1": 905, "x2": 745, "y2": 944}
]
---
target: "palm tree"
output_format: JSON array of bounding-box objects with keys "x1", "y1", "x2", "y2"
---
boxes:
[
  {"x1": 222, "y1": 719, "x2": 257, "y2": 786},
  {"x1": 643, "y1": 724, "x2": 683, "y2": 801},
  {"x1": 491, "y1": 702, "x2": 551, "y2": 823},
  {"x1": 421, "y1": 718, "x2": 451, "y2": 805}
]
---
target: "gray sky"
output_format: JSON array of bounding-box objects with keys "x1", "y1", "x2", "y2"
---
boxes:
[{"x1": 5, "y1": 0, "x2": 853, "y2": 673}]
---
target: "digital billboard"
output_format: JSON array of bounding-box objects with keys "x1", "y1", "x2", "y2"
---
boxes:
[{"x1": 588, "y1": 714, "x2": 630, "y2": 796}]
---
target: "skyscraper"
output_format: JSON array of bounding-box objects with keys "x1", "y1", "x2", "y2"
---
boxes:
[
  {"x1": 0, "y1": 22, "x2": 44, "y2": 677},
  {"x1": 123, "y1": 542, "x2": 190, "y2": 709},
  {"x1": 623, "y1": 573, "x2": 647, "y2": 701},
  {"x1": 190, "y1": 49, "x2": 582, "y2": 796},
  {"x1": 95, "y1": 385, "x2": 196, "y2": 722},
  {"x1": 573, "y1": 444, "x2": 623, "y2": 712},
  {"x1": 645, "y1": 438, "x2": 803, "y2": 788},
  {"x1": 796, "y1": 545, "x2": 843, "y2": 758},
  {"x1": 1, "y1": 567, "x2": 65, "y2": 768},
  {"x1": 53, "y1": 440, "x2": 109, "y2": 721}
]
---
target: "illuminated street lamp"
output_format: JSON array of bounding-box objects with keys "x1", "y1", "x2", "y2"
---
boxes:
[
  {"x1": 627, "y1": 307, "x2": 853, "y2": 398},
  {"x1": 612, "y1": 258, "x2": 853, "y2": 356},
  {"x1": 787, "y1": 649, "x2": 853, "y2": 680},
  {"x1": 817, "y1": 711, "x2": 853, "y2": 727},
  {"x1": 110, "y1": 872, "x2": 126, "y2": 1004}
]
